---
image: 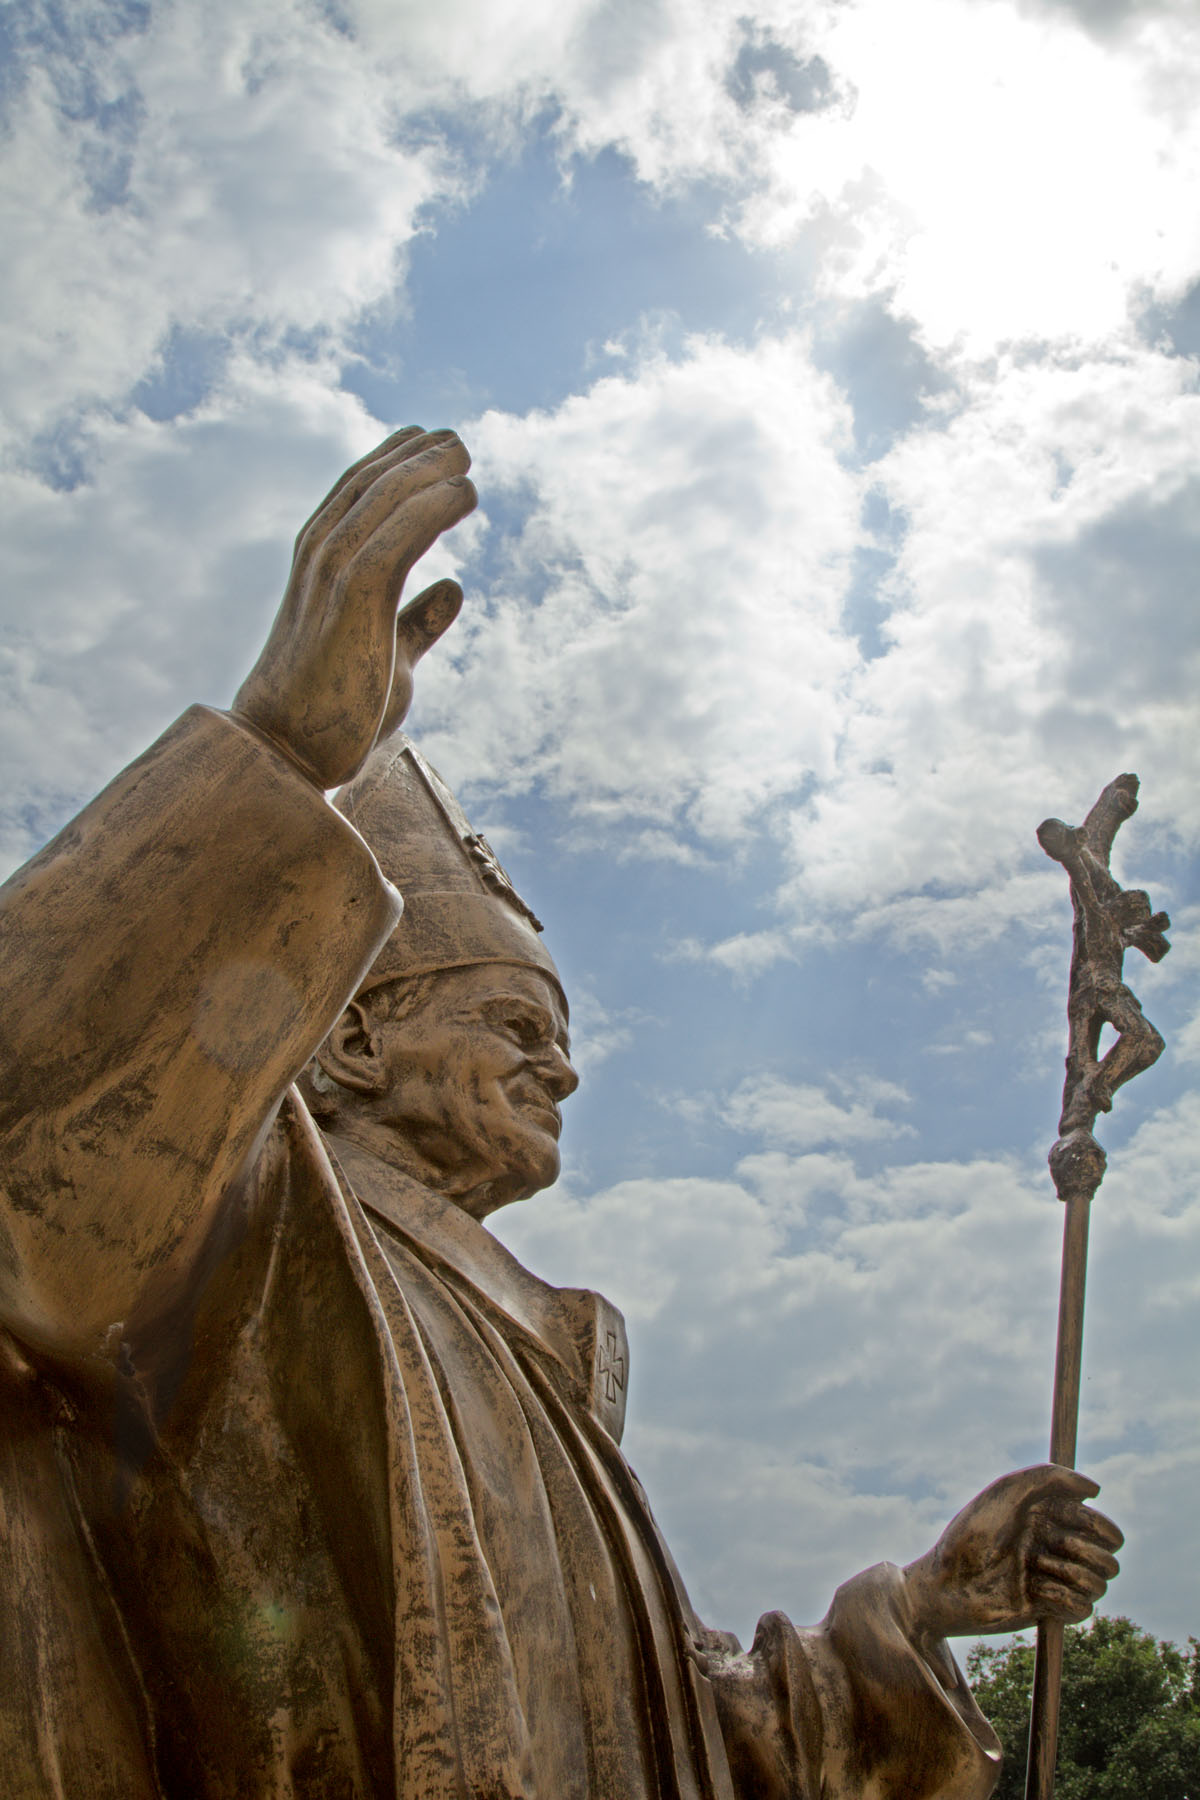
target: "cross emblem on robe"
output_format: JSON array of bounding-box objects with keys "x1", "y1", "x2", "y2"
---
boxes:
[{"x1": 597, "y1": 1330, "x2": 626, "y2": 1405}]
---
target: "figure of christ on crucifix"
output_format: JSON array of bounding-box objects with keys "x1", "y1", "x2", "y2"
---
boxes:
[
  {"x1": 1037, "y1": 776, "x2": 1170, "y2": 1139},
  {"x1": 0, "y1": 428, "x2": 1122, "y2": 1799}
]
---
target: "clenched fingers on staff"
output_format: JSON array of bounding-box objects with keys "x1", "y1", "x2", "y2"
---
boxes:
[{"x1": 904, "y1": 1465, "x2": 1123, "y2": 1641}]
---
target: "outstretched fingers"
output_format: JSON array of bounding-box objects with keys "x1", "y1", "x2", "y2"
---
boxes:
[
  {"x1": 326, "y1": 434, "x2": 473, "y2": 566},
  {"x1": 293, "y1": 428, "x2": 425, "y2": 548},
  {"x1": 294, "y1": 429, "x2": 467, "y2": 568},
  {"x1": 340, "y1": 471, "x2": 476, "y2": 629}
]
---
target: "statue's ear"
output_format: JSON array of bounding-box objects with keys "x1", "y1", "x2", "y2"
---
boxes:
[{"x1": 315, "y1": 1000, "x2": 390, "y2": 1097}]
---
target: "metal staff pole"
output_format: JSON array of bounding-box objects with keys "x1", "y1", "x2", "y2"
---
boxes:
[{"x1": 1024, "y1": 774, "x2": 1170, "y2": 1800}]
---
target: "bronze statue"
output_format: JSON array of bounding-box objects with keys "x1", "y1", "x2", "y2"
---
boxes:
[{"x1": 0, "y1": 429, "x2": 1123, "y2": 1798}]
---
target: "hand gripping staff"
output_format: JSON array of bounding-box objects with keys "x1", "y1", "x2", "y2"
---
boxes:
[{"x1": 1024, "y1": 774, "x2": 1171, "y2": 1800}]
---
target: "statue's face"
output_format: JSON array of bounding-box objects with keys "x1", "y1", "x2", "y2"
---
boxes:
[{"x1": 369, "y1": 964, "x2": 578, "y2": 1218}]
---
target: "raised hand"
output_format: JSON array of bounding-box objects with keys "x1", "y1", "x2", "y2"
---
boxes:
[
  {"x1": 234, "y1": 428, "x2": 476, "y2": 788},
  {"x1": 902, "y1": 1465, "x2": 1122, "y2": 1642}
]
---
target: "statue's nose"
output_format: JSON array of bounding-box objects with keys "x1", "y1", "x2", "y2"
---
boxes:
[{"x1": 544, "y1": 1045, "x2": 579, "y2": 1101}]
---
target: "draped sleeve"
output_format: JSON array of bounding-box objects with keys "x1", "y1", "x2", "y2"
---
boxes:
[
  {"x1": 699, "y1": 1564, "x2": 1002, "y2": 1799},
  {"x1": 0, "y1": 705, "x2": 399, "y2": 1361}
]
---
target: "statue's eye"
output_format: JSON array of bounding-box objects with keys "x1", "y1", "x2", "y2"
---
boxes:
[{"x1": 486, "y1": 1003, "x2": 553, "y2": 1049}]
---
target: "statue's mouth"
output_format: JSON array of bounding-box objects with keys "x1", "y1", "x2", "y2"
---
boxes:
[{"x1": 522, "y1": 1099, "x2": 562, "y2": 1136}]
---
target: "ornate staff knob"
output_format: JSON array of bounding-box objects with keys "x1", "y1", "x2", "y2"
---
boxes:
[{"x1": 1047, "y1": 1130, "x2": 1107, "y2": 1205}]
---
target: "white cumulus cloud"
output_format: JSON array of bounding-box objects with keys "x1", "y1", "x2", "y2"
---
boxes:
[{"x1": 417, "y1": 329, "x2": 863, "y2": 843}]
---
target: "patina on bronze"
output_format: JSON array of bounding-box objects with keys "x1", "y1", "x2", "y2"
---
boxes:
[
  {"x1": 1025, "y1": 776, "x2": 1170, "y2": 1800},
  {"x1": 0, "y1": 429, "x2": 1123, "y2": 1798}
]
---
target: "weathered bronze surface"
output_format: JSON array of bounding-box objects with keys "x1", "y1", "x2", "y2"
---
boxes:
[
  {"x1": 1024, "y1": 778, "x2": 1170, "y2": 1800},
  {"x1": 0, "y1": 430, "x2": 1123, "y2": 1798}
]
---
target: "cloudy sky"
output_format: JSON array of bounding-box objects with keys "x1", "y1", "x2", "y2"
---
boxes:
[{"x1": 3, "y1": 0, "x2": 1199, "y2": 1655}]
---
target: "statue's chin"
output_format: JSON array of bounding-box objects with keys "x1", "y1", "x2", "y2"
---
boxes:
[
  {"x1": 464, "y1": 1137, "x2": 562, "y2": 1221},
  {"x1": 329, "y1": 1109, "x2": 563, "y2": 1220}
]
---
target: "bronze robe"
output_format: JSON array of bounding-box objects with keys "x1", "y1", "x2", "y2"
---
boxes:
[{"x1": 0, "y1": 706, "x2": 1001, "y2": 1798}]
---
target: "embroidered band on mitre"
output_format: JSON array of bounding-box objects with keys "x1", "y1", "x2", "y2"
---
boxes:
[{"x1": 334, "y1": 735, "x2": 563, "y2": 1004}]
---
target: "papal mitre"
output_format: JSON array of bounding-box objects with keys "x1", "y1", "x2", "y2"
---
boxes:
[{"x1": 334, "y1": 735, "x2": 563, "y2": 1004}]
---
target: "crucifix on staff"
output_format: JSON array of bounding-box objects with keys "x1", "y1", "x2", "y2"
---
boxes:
[{"x1": 1025, "y1": 773, "x2": 1171, "y2": 1800}]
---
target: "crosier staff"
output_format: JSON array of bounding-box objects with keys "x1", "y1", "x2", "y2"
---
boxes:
[{"x1": 1025, "y1": 774, "x2": 1170, "y2": 1800}]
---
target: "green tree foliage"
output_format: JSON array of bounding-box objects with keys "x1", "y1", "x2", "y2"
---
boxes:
[{"x1": 967, "y1": 1617, "x2": 1200, "y2": 1800}]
